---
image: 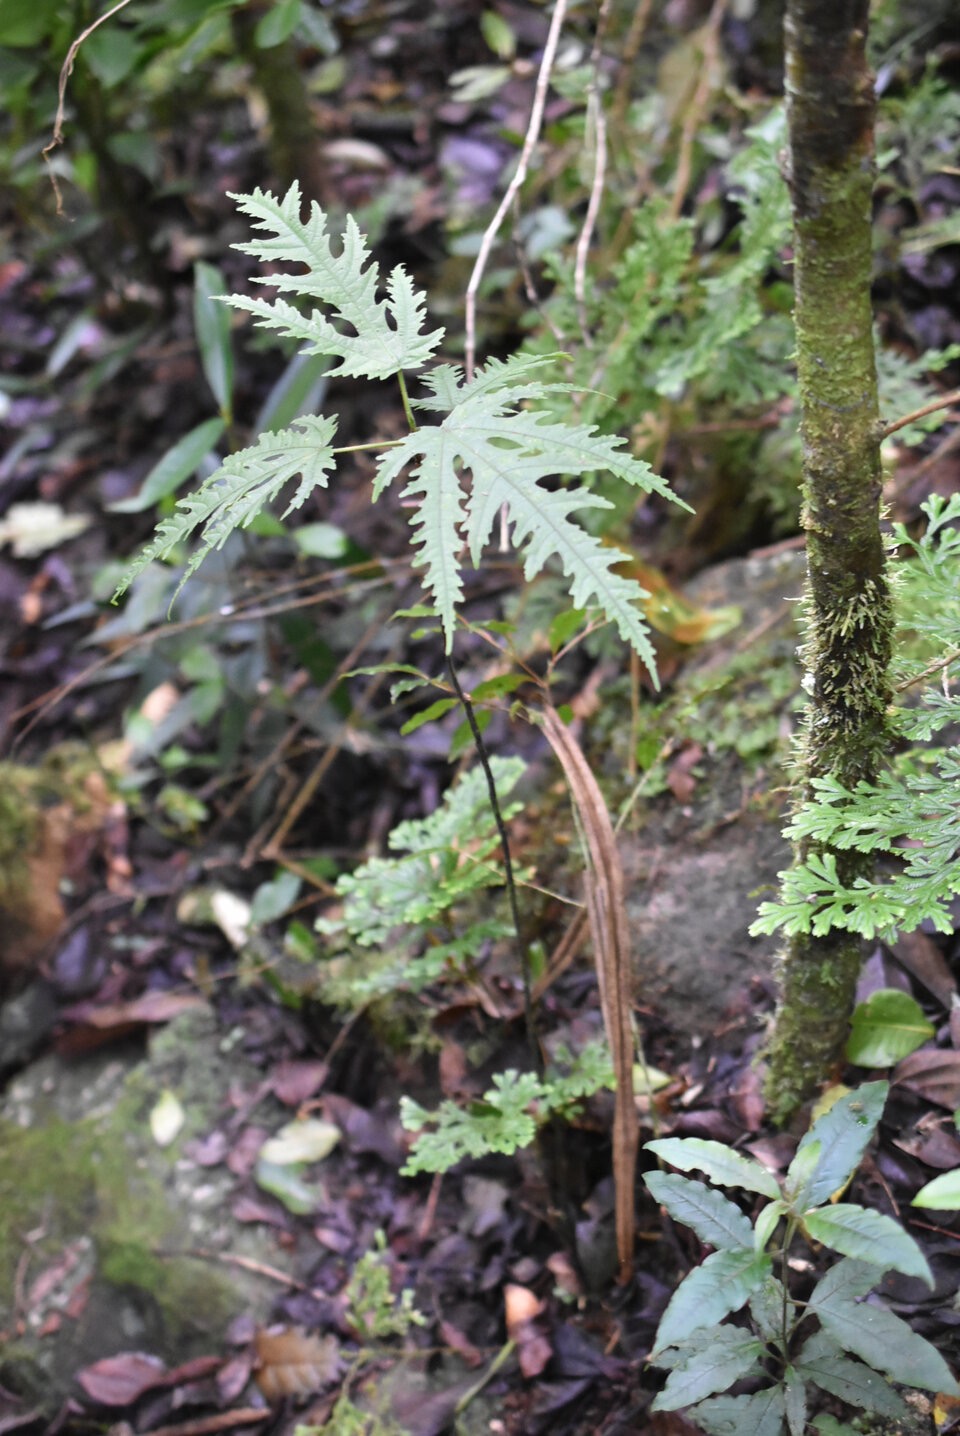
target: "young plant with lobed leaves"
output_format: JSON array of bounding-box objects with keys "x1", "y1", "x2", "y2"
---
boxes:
[
  {"x1": 114, "y1": 184, "x2": 683, "y2": 672},
  {"x1": 643, "y1": 1081, "x2": 959, "y2": 1436}
]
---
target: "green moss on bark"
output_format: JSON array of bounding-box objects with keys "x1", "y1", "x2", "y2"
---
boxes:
[{"x1": 764, "y1": 0, "x2": 893, "y2": 1122}]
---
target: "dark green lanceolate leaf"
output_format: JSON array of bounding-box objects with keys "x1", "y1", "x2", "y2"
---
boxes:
[
  {"x1": 795, "y1": 1332, "x2": 908, "y2": 1418},
  {"x1": 113, "y1": 415, "x2": 338, "y2": 606},
  {"x1": 646, "y1": 1137, "x2": 781, "y2": 1200},
  {"x1": 846, "y1": 989, "x2": 935, "y2": 1066},
  {"x1": 109, "y1": 418, "x2": 226, "y2": 514},
  {"x1": 643, "y1": 1172, "x2": 755, "y2": 1251},
  {"x1": 809, "y1": 1265, "x2": 960, "y2": 1395},
  {"x1": 690, "y1": 1386, "x2": 785, "y2": 1436},
  {"x1": 194, "y1": 262, "x2": 234, "y2": 418},
  {"x1": 652, "y1": 1329, "x2": 765, "y2": 1411},
  {"x1": 790, "y1": 1083, "x2": 888, "y2": 1207},
  {"x1": 225, "y1": 186, "x2": 443, "y2": 380},
  {"x1": 652, "y1": 1248, "x2": 772, "y2": 1354},
  {"x1": 801, "y1": 1204, "x2": 932, "y2": 1285},
  {"x1": 374, "y1": 356, "x2": 681, "y2": 667}
]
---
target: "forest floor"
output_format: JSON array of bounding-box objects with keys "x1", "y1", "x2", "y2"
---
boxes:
[{"x1": 2, "y1": 2, "x2": 960, "y2": 1433}]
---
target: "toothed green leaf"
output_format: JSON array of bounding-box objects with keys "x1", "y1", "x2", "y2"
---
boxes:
[
  {"x1": 113, "y1": 414, "x2": 338, "y2": 605},
  {"x1": 224, "y1": 184, "x2": 444, "y2": 379}
]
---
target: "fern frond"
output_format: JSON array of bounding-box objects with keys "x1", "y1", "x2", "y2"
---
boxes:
[
  {"x1": 113, "y1": 414, "x2": 337, "y2": 604},
  {"x1": 224, "y1": 185, "x2": 443, "y2": 379},
  {"x1": 373, "y1": 361, "x2": 684, "y2": 669}
]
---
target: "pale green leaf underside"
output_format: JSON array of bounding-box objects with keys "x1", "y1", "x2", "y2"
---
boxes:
[
  {"x1": 113, "y1": 414, "x2": 337, "y2": 605},
  {"x1": 690, "y1": 1386, "x2": 785, "y2": 1436},
  {"x1": 796, "y1": 1333, "x2": 908, "y2": 1418},
  {"x1": 374, "y1": 359, "x2": 682, "y2": 666},
  {"x1": 646, "y1": 1137, "x2": 781, "y2": 1200},
  {"x1": 225, "y1": 185, "x2": 443, "y2": 379},
  {"x1": 643, "y1": 1171, "x2": 755, "y2": 1251},
  {"x1": 652, "y1": 1247, "x2": 772, "y2": 1354},
  {"x1": 801, "y1": 1204, "x2": 932, "y2": 1285},
  {"x1": 652, "y1": 1329, "x2": 764, "y2": 1411},
  {"x1": 809, "y1": 1265, "x2": 960, "y2": 1395}
]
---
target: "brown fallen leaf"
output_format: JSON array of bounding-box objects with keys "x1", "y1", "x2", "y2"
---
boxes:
[
  {"x1": 894, "y1": 1049, "x2": 960, "y2": 1109},
  {"x1": 254, "y1": 1328, "x2": 342, "y2": 1401},
  {"x1": 76, "y1": 1351, "x2": 168, "y2": 1406}
]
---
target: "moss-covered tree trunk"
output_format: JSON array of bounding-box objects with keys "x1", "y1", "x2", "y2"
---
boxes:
[{"x1": 764, "y1": 0, "x2": 894, "y2": 1122}]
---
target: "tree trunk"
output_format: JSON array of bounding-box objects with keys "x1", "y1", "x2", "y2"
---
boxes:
[{"x1": 764, "y1": 0, "x2": 894, "y2": 1122}]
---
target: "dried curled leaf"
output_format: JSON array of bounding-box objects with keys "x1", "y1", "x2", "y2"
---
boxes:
[{"x1": 254, "y1": 1327, "x2": 342, "y2": 1401}]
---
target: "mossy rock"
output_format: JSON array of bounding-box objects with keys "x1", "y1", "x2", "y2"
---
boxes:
[{"x1": 0, "y1": 1007, "x2": 293, "y2": 1409}]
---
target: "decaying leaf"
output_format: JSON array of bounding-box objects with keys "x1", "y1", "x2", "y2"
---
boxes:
[
  {"x1": 254, "y1": 1328, "x2": 342, "y2": 1401},
  {"x1": 540, "y1": 706, "x2": 637, "y2": 1282}
]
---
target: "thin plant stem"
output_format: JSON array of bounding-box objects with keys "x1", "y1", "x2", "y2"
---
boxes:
[
  {"x1": 464, "y1": 0, "x2": 569, "y2": 381},
  {"x1": 445, "y1": 656, "x2": 540, "y2": 1073},
  {"x1": 880, "y1": 388, "x2": 960, "y2": 440},
  {"x1": 397, "y1": 369, "x2": 418, "y2": 432}
]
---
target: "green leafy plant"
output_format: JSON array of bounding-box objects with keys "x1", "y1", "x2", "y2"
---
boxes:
[
  {"x1": 643, "y1": 1081, "x2": 959, "y2": 1436},
  {"x1": 114, "y1": 183, "x2": 681, "y2": 668},
  {"x1": 345, "y1": 1230, "x2": 426, "y2": 1342},
  {"x1": 752, "y1": 495, "x2": 960, "y2": 944},
  {"x1": 400, "y1": 1040, "x2": 615, "y2": 1174},
  {"x1": 313, "y1": 756, "x2": 528, "y2": 1007}
]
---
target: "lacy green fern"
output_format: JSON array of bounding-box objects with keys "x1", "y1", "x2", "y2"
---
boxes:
[
  {"x1": 753, "y1": 495, "x2": 960, "y2": 943},
  {"x1": 315, "y1": 757, "x2": 526, "y2": 1006},
  {"x1": 114, "y1": 186, "x2": 681, "y2": 667}
]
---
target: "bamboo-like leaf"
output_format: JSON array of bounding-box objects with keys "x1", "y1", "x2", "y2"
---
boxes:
[
  {"x1": 690, "y1": 1386, "x2": 785, "y2": 1436},
  {"x1": 809, "y1": 1275, "x2": 960, "y2": 1394},
  {"x1": 113, "y1": 415, "x2": 338, "y2": 605},
  {"x1": 644, "y1": 1172, "x2": 755, "y2": 1252},
  {"x1": 224, "y1": 185, "x2": 443, "y2": 379},
  {"x1": 652, "y1": 1248, "x2": 772, "y2": 1354},
  {"x1": 652, "y1": 1329, "x2": 765, "y2": 1411},
  {"x1": 801, "y1": 1204, "x2": 932, "y2": 1286},
  {"x1": 646, "y1": 1137, "x2": 781, "y2": 1200},
  {"x1": 795, "y1": 1332, "x2": 909, "y2": 1417}
]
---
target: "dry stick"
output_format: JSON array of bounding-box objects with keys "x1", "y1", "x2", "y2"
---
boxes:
[
  {"x1": 464, "y1": 0, "x2": 569, "y2": 381},
  {"x1": 445, "y1": 657, "x2": 540, "y2": 1074},
  {"x1": 609, "y1": 0, "x2": 655, "y2": 139},
  {"x1": 880, "y1": 388, "x2": 960, "y2": 440},
  {"x1": 667, "y1": 0, "x2": 729, "y2": 223},
  {"x1": 573, "y1": 0, "x2": 613, "y2": 343},
  {"x1": 141, "y1": 1410, "x2": 268, "y2": 1436},
  {"x1": 541, "y1": 706, "x2": 637, "y2": 1283},
  {"x1": 42, "y1": 0, "x2": 136, "y2": 214}
]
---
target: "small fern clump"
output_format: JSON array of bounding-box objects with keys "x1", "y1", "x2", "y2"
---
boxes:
[
  {"x1": 752, "y1": 494, "x2": 960, "y2": 943},
  {"x1": 314, "y1": 757, "x2": 527, "y2": 1007},
  {"x1": 115, "y1": 184, "x2": 683, "y2": 670}
]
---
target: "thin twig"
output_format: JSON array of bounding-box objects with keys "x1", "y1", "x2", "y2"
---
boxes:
[
  {"x1": 465, "y1": 0, "x2": 569, "y2": 380},
  {"x1": 446, "y1": 656, "x2": 539, "y2": 1073},
  {"x1": 610, "y1": 0, "x2": 655, "y2": 137},
  {"x1": 574, "y1": 0, "x2": 612, "y2": 342},
  {"x1": 667, "y1": 0, "x2": 728, "y2": 223},
  {"x1": 880, "y1": 388, "x2": 960, "y2": 440},
  {"x1": 42, "y1": 0, "x2": 136, "y2": 214}
]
